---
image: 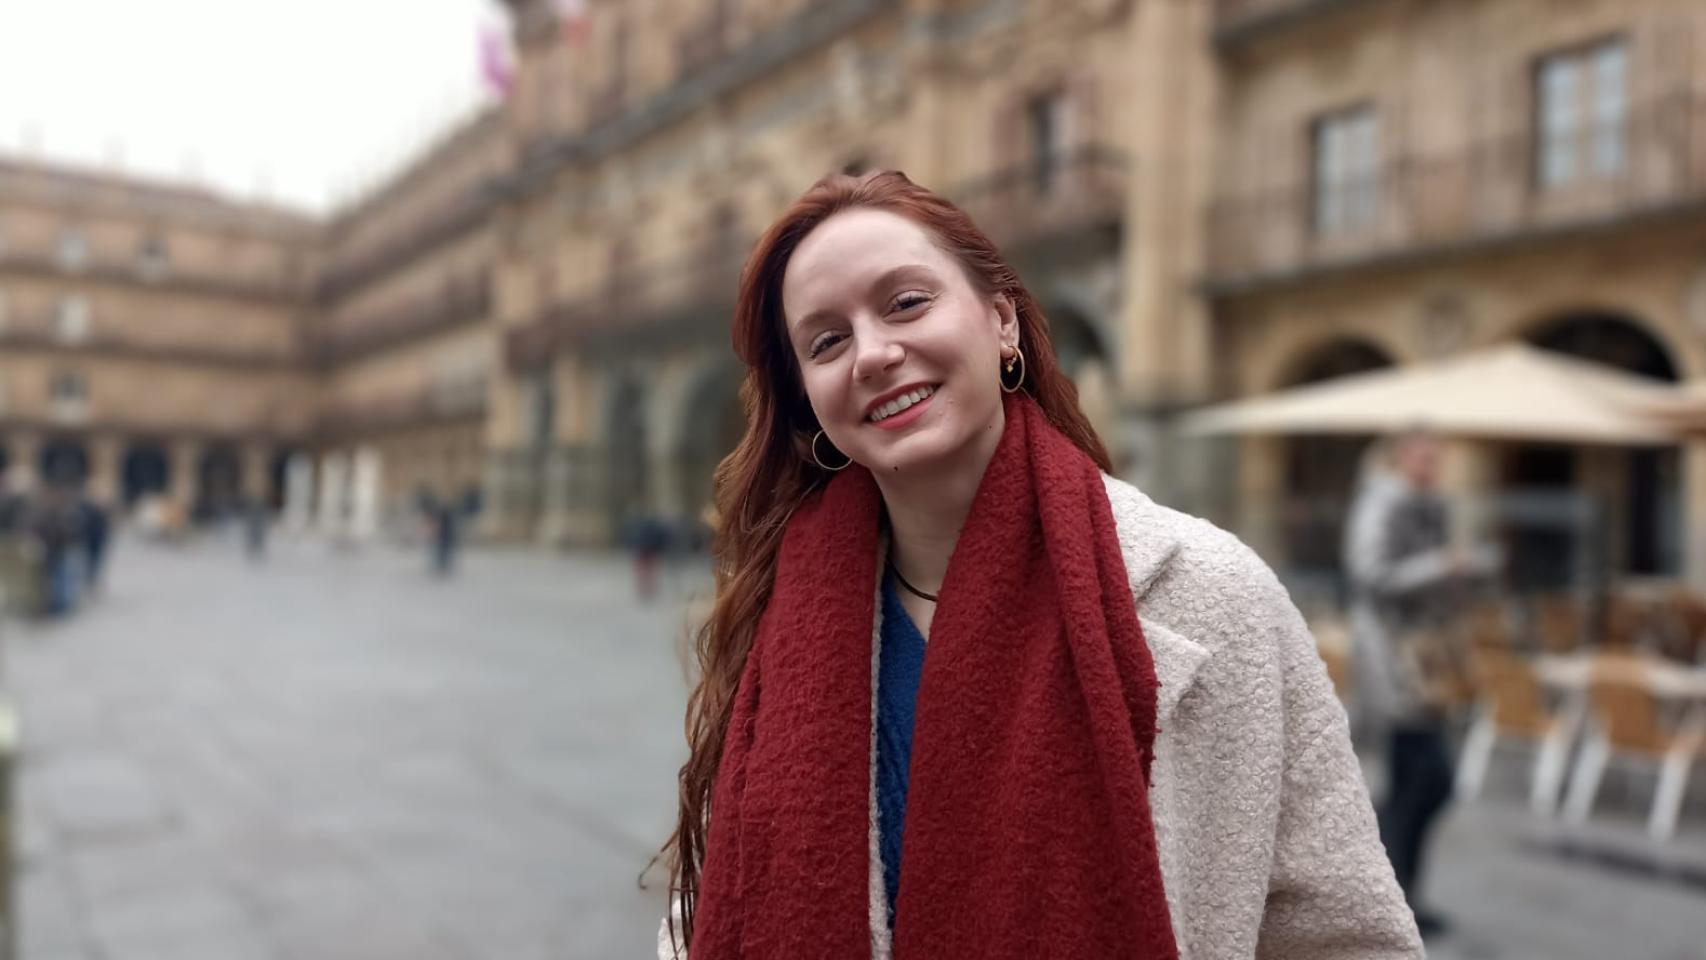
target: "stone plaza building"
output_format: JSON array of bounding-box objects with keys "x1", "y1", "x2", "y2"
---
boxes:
[{"x1": 5, "y1": 0, "x2": 1706, "y2": 591}]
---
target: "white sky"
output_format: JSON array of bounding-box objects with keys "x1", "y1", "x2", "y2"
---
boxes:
[{"x1": 0, "y1": 0, "x2": 512, "y2": 215}]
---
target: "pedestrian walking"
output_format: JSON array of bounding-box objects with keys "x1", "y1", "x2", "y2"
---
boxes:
[
  {"x1": 1345, "y1": 429, "x2": 1491, "y2": 939},
  {"x1": 75, "y1": 494, "x2": 111, "y2": 595},
  {"x1": 658, "y1": 171, "x2": 1420, "y2": 959}
]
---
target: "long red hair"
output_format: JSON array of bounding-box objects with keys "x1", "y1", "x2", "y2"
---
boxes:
[{"x1": 663, "y1": 169, "x2": 1111, "y2": 948}]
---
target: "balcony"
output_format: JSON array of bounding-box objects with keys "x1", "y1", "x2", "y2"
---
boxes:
[
  {"x1": 0, "y1": 246, "x2": 302, "y2": 303},
  {"x1": 0, "y1": 322, "x2": 300, "y2": 369},
  {"x1": 506, "y1": 0, "x2": 899, "y2": 197},
  {"x1": 950, "y1": 145, "x2": 1129, "y2": 255},
  {"x1": 316, "y1": 187, "x2": 496, "y2": 301},
  {"x1": 320, "y1": 383, "x2": 489, "y2": 438},
  {"x1": 1207, "y1": 95, "x2": 1706, "y2": 294},
  {"x1": 1213, "y1": 0, "x2": 1371, "y2": 47},
  {"x1": 316, "y1": 274, "x2": 492, "y2": 368},
  {"x1": 505, "y1": 236, "x2": 751, "y2": 371}
]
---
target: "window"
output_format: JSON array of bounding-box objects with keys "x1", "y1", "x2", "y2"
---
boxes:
[
  {"x1": 1029, "y1": 91, "x2": 1069, "y2": 193},
  {"x1": 1311, "y1": 105, "x2": 1381, "y2": 234},
  {"x1": 49, "y1": 370, "x2": 88, "y2": 410},
  {"x1": 1536, "y1": 38, "x2": 1628, "y2": 188},
  {"x1": 57, "y1": 225, "x2": 88, "y2": 271},
  {"x1": 137, "y1": 231, "x2": 169, "y2": 279},
  {"x1": 56, "y1": 295, "x2": 91, "y2": 342}
]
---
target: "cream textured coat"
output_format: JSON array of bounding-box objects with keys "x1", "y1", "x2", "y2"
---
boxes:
[{"x1": 661, "y1": 476, "x2": 1423, "y2": 959}]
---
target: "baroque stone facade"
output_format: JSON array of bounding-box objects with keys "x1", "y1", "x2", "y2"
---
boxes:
[{"x1": 9, "y1": 0, "x2": 1703, "y2": 584}]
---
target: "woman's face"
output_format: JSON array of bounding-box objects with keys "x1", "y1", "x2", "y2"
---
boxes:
[{"x1": 780, "y1": 208, "x2": 1017, "y2": 477}]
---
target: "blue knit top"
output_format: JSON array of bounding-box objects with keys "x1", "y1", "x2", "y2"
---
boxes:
[{"x1": 875, "y1": 571, "x2": 928, "y2": 929}]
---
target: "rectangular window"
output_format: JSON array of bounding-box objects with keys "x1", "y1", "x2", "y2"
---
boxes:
[
  {"x1": 57, "y1": 226, "x2": 88, "y2": 271},
  {"x1": 1311, "y1": 104, "x2": 1381, "y2": 234},
  {"x1": 1536, "y1": 38, "x2": 1628, "y2": 188},
  {"x1": 1029, "y1": 91, "x2": 1069, "y2": 194},
  {"x1": 49, "y1": 370, "x2": 88, "y2": 413},
  {"x1": 137, "y1": 232, "x2": 170, "y2": 280},
  {"x1": 56, "y1": 295, "x2": 91, "y2": 342}
]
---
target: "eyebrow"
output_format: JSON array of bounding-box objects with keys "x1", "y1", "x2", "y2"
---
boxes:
[{"x1": 794, "y1": 264, "x2": 940, "y2": 333}]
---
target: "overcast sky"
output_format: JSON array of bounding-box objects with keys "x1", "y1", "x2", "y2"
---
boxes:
[{"x1": 0, "y1": 0, "x2": 511, "y2": 215}]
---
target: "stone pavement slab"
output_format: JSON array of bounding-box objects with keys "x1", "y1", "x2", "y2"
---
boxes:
[{"x1": 7, "y1": 535, "x2": 699, "y2": 959}]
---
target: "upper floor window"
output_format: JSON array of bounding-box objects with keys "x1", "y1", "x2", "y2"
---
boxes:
[
  {"x1": 1536, "y1": 38, "x2": 1628, "y2": 188},
  {"x1": 49, "y1": 369, "x2": 88, "y2": 411},
  {"x1": 1311, "y1": 104, "x2": 1381, "y2": 235},
  {"x1": 1029, "y1": 90, "x2": 1069, "y2": 193},
  {"x1": 56, "y1": 295, "x2": 91, "y2": 342},
  {"x1": 137, "y1": 231, "x2": 170, "y2": 280},
  {"x1": 57, "y1": 226, "x2": 89, "y2": 271}
]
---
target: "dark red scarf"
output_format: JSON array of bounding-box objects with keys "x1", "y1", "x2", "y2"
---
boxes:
[{"x1": 690, "y1": 395, "x2": 1178, "y2": 959}]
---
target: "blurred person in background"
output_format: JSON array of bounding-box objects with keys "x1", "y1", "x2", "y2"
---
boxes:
[
  {"x1": 31, "y1": 486, "x2": 81, "y2": 616},
  {"x1": 658, "y1": 171, "x2": 1420, "y2": 959},
  {"x1": 1346, "y1": 428, "x2": 1490, "y2": 939},
  {"x1": 75, "y1": 492, "x2": 111, "y2": 595}
]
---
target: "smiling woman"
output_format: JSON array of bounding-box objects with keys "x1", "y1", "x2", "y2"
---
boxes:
[{"x1": 658, "y1": 170, "x2": 1422, "y2": 960}]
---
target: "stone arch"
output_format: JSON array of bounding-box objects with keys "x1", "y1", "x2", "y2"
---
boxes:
[
  {"x1": 121, "y1": 442, "x2": 170, "y2": 506},
  {"x1": 676, "y1": 358, "x2": 744, "y2": 538},
  {"x1": 1507, "y1": 310, "x2": 1681, "y2": 583},
  {"x1": 1275, "y1": 337, "x2": 1398, "y2": 585},
  {"x1": 196, "y1": 443, "x2": 243, "y2": 521},
  {"x1": 1043, "y1": 301, "x2": 1117, "y2": 446},
  {"x1": 39, "y1": 438, "x2": 89, "y2": 489}
]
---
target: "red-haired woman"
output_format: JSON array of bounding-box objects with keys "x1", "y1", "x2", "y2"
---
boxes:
[{"x1": 659, "y1": 171, "x2": 1421, "y2": 959}]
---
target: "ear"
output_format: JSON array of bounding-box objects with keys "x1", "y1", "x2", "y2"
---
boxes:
[{"x1": 991, "y1": 293, "x2": 1019, "y2": 349}]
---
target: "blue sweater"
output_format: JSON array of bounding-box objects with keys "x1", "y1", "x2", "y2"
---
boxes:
[{"x1": 875, "y1": 572, "x2": 927, "y2": 928}]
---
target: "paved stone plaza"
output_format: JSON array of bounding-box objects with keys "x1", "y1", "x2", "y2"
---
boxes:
[{"x1": 6, "y1": 534, "x2": 1705, "y2": 959}]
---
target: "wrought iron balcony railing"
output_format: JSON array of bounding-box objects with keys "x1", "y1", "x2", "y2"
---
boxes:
[
  {"x1": 1207, "y1": 95, "x2": 1706, "y2": 293},
  {"x1": 316, "y1": 274, "x2": 492, "y2": 367},
  {"x1": 0, "y1": 247, "x2": 303, "y2": 302},
  {"x1": 316, "y1": 187, "x2": 496, "y2": 301},
  {"x1": 1213, "y1": 0, "x2": 1369, "y2": 46},
  {"x1": 950, "y1": 144, "x2": 1130, "y2": 251}
]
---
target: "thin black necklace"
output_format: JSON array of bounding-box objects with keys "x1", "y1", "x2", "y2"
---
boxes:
[{"x1": 888, "y1": 560, "x2": 939, "y2": 603}]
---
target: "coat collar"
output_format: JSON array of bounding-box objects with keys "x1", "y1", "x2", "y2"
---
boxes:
[{"x1": 1100, "y1": 474, "x2": 1211, "y2": 727}]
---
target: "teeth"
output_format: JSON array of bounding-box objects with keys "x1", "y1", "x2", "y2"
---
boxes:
[{"x1": 870, "y1": 385, "x2": 935, "y2": 422}]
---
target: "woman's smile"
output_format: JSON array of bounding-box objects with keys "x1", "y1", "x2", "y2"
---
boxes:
[{"x1": 865, "y1": 383, "x2": 939, "y2": 430}]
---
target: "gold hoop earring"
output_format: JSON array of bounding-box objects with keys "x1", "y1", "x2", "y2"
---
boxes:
[
  {"x1": 1001, "y1": 346, "x2": 1026, "y2": 394},
  {"x1": 810, "y1": 430, "x2": 851, "y2": 472}
]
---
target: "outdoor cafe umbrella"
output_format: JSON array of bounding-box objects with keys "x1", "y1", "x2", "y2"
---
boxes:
[{"x1": 1180, "y1": 343, "x2": 1680, "y2": 446}]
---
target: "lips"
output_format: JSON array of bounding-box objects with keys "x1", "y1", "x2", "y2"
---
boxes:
[{"x1": 866, "y1": 384, "x2": 937, "y2": 423}]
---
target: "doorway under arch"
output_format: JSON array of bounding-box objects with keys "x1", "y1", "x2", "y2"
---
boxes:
[
  {"x1": 1512, "y1": 312, "x2": 1681, "y2": 586},
  {"x1": 1277, "y1": 339, "x2": 1396, "y2": 592}
]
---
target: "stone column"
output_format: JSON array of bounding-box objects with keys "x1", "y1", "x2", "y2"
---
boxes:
[
  {"x1": 168, "y1": 439, "x2": 202, "y2": 515},
  {"x1": 8, "y1": 431, "x2": 42, "y2": 490},
  {"x1": 349, "y1": 446, "x2": 382, "y2": 540},
  {"x1": 85, "y1": 434, "x2": 123, "y2": 506},
  {"x1": 1685, "y1": 440, "x2": 1706, "y2": 591},
  {"x1": 283, "y1": 452, "x2": 315, "y2": 533},
  {"x1": 1236, "y1": 435, "x2": 1286, "y2": 565},
  {"x1": 316, "y1": 450, "x2": 350, "y2": 535}
]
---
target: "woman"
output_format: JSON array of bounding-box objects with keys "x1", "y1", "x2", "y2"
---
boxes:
[{"x1": 660, "y1": 171, "x2": 1420, "y2": 959}]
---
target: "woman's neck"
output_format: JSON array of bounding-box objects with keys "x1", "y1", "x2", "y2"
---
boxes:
[{"x1": 875, "y1": 414, "x2": 1005, "y2": 596}]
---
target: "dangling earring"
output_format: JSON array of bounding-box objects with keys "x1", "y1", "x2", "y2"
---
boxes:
[
  {"x1": 1000, "y1": 345, "x2": 1026, "y2": 394},
  {"x1": 810, "y1": 430, "x2": 852, "y2": 471}
]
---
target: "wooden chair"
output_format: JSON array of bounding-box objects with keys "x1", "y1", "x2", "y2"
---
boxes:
[
  {"x1": 1531, "y1": 595, "x2": 1586, "y2": 654},
  {"x1": 1561, "y1": 653, "x2": 1706, "y2": 840},
  {"x1": 1456, "y1": 646, "x2": 1580, "y2": 815}
]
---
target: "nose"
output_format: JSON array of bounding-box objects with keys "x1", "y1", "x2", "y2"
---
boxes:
[{"x1": 851, "y1": 328, "x2": 904, "y2": 382}]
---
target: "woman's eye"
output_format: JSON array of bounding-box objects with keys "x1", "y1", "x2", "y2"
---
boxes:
[
  {"x1": 891, "y1": 293, "x2": 931, "y2": 313},
  {"x1": 808, "y1": 333, "x2": 845, "y2": 359}
]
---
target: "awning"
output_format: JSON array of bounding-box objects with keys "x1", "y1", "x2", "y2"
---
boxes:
[{"x1": 1181, "y1": 343, "x2": 1680, "y2": 446}]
